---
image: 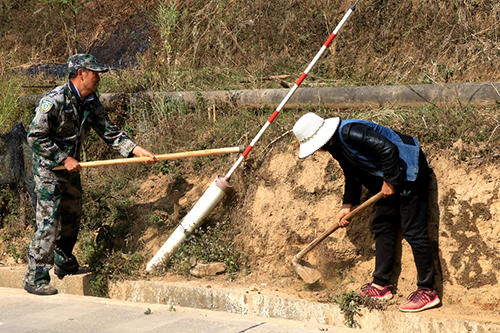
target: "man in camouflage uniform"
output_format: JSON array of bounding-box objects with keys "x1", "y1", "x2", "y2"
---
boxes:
[{"x1": 25, "y1": 54, "x2": 157, "y2": 295}]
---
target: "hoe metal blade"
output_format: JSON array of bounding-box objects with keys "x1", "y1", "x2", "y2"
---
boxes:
[{"x1": 291, "y1": 256, "x2": 320, "y2": 284}]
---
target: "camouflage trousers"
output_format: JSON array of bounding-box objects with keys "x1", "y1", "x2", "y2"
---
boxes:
[{"x1": 26, "y1": 170, "x2": 82, "y2": 285}]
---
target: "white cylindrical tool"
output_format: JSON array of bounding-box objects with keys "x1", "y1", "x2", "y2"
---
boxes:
[{"x1": 146, "y1": 176, "x2": 231, "y2": 271}]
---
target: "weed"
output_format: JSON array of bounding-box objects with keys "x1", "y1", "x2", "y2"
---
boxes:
[
  {"x1": 168, "y1": 305, "x2": 176, "y2": 312},
  {"x1": 0, "y1": 188, "x2": 17, "y2": 221},
  {"x1": 146, "y1": 212, "x2": 172, "y2": 238},
  {"x1": 146, "y1": 212, "x2": 166, "y2": 231},
  {"x1": 33, "y1": 0, "x2": 94, "y2": 55},
  {"x1": 154, "y1": 160, "x2": 184, "y2": 181},
  {"x1": 0, "y1": 76, "x2": 25, "y2": 133},
  {"x1": 8, "y1": 243, "x2": 28, "y2": 263},
  {"x1": 350, "y1": 105, "x2": 500, "y2": 157},
  {"x1": 89, "y1": 274, "x2": 108, "y2": 298},
  {"x1": 82, "y1": 193, "x2": 114, "y2": 231},
  {"x1": 76, "y1": 174, "x2": 149, "y2": 297},
  {"x1": 170, "y1": 221, "x2": 249, "y2": 276},
  {"x1": 0, "y1": 186, "x2": 33, "y2": 237},
  {"x1": 144, "y1": 308, "x2": 152, "y2": 315},
  {"x1": 86, "y1": 250, "x2": 146, "y2": 297},
  {"x1": 330, "y1": 291, "x2": 389, "y2": 328}
]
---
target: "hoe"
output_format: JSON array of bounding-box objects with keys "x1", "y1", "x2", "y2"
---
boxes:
[{"x1": 292, "y1": 192, "x2": 384, "y2": 284}]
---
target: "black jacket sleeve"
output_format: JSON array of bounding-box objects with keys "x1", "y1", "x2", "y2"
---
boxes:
[
  {"x1": 341, "y1": 123, "x2": 402, "y2": 186},
  {"x1": 342, "y1": 169, "x2": 363, "y2": 206}
]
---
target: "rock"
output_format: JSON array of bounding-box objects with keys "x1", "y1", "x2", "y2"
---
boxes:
[
  {"x1": 189, "y1": 256, "x2": 197, "y2": 268},
  {"x1": 190, "y1": 262, "x2": 227, "y2": 277}
]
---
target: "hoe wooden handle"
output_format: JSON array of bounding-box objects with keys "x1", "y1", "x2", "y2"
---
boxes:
[
  {"x1": 295, "y1": 192, "x2": 384, "y2": 261},
  {"x1": 53, "y1": 145, "x2": 245, "y2": 170}
]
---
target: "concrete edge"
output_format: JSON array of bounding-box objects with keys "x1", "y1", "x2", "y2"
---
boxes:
[
  {"x1": 0, "y1": 266, "x2": 92, "y2": 295},
  {"x1": 109, "y1": 280, "x2": 500, "y2": 333},
  {"x1": 1, "y1": 267, "x2": 499, "y2": 333}
]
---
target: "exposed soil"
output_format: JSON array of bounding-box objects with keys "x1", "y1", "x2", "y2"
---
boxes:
[
  {"x1": 122, "y1": 143, "x2": 500, "y2": 323},
  {"x1": 2, "y1": 140, "x2": 500, "y2": 325}
]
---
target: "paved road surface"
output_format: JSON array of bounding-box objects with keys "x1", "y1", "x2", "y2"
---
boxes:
[{"x1": 0, "y1": 287, "x2": 370, "y2": 333}]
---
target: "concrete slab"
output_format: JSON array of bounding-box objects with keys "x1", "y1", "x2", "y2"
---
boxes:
[{"x1": 0, "y1": 287, "x2": 362, "y2": 333}]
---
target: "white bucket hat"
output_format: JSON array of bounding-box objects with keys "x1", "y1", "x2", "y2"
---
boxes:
[{"x1": 293, "y1": 113, "x2": 340, "y2": 159}]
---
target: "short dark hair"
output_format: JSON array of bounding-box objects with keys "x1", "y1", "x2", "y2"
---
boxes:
[
  {"x1": 320, "y1": 139, "x2": 331, "y2": 151},
  {"x1": 68, "y1": 71, "x2": 78, "y2": 80},
  {"x1": 68, "y1": 68, "x2": 89, "y2": 80}
]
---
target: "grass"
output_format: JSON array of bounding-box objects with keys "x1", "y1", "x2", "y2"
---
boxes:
[
  {"x1": 343, "y1": 105, "x2": 500, "y2": 155},
  {"x1": 2, "y1": 0, "x2": 500, "y2": 89},
  {"x1": 0, "y1": 75, "x2": 30, "y2": 133}
]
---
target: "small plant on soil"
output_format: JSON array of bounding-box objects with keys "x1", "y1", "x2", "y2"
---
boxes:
[
  {"x1": 330, "y1": 291, "x2": 390, "y2": 328},
  {"x1": 169, "y1": 221, "x2": 249, "y2": 276},
  {"x1": 146, "y1": 212, "x2": 167, "y2": 233},
  {"x1": 86, "y1": 249, "x2": 145, "y2": 297},
  {"x1": 8, "y1": 243, "x2": 29, "y2": 264}
]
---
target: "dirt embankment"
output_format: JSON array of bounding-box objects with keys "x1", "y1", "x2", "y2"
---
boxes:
[
  {"x1": 2, "y1": 132, "x2": 499, "y2": 321},
  {"x1": 127, "y1": 141, "x2": 500, "y2": 320}
]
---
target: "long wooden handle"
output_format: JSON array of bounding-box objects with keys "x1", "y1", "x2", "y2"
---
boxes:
[
  {"x1": 295, "y1": 192, "x2": 384, "y2": 261},
  {"x1": 53, "y1": 145, "x2": 245, "y2": 170}
]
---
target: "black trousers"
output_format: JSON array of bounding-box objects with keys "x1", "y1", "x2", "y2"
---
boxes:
[{"x1": 366, "y1": 151, "x2": 435, "y2": 289}]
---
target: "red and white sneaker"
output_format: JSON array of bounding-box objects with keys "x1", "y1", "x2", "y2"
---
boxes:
[
  {"x1": 359, "y1": 283, "x2": 393, "y2": 300},
  {"x1": 399, "y1": 288, "x2": 440, "y2": 312}
]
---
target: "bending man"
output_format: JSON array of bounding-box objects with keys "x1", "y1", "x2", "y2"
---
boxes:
[{"x1": 292, "y1": 112, "x2": 439, "y2": 312}]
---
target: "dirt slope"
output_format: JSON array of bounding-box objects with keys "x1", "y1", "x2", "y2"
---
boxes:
[
  {"x1": 2, "y1": 136, "x2": 498, "y2": 321},
  {"x1": 126, "y1": 141, "x2": 500, "y2": 321}
]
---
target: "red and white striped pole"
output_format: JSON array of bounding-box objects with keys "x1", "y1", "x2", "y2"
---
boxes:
[
  {"x1": 225, "y1": 1, "x2": 359, "y2": 179},
  {"x1": 146, "y1": 2, "x2": 359, "y2": 271}
]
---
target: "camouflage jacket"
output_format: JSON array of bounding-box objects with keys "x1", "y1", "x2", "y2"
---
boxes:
[{"x1": 27, "y1": 81, "x2": 136, "y2": 171}]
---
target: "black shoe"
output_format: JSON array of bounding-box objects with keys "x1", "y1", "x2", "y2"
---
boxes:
[
  {"x1": 54, "y1": 266, "x2": 92, "y2": 278},
  {"x1": 24, "y1": 282, "x2": 58, "y2": 295}
]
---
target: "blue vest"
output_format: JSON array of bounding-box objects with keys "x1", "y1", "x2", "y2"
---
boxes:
[{"x1": 338, "y1": 119, "x2": 420, "y2": 181}]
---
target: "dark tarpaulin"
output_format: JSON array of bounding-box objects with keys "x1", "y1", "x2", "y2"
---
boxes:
[{"x1": 0, "y1": 123, "x2": 36, "y2": 211}]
